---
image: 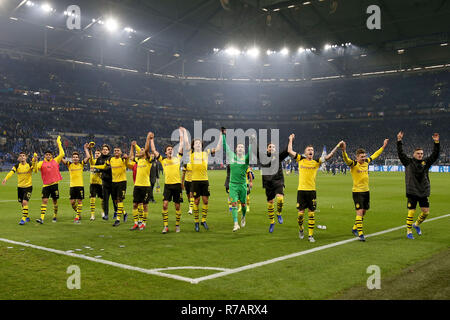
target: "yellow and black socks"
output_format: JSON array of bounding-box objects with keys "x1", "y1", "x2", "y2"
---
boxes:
[
  {"x1": 406, "y1": 209, "x2": 415, "y2": 233},
  {"x1": 276, "y1": 196, "x2": 284, "y2": 216},
  {"x1": 132, "y1": 207, "x2": 139, "y2": 223},
  {"x1": 90, "y1": 198, "x2": 96, "y2": 218},
  {"x1": 138, "y1": 204, "x2": 144, "y2": 222},
  {"x1": 355, "y1": 215, "x2": 363, "y2": 236},
  {"x1": 189, "y1": 197, "x2": 194, "y2": 212},
  {"x1": 142, "y1": 209, "x2": 148, "y2": 225},
  {"x1": 175, "y1": 209, "x2": 181, "y2": 227},
  {"x1": 201, "y1": 204, "x2": 208, "y2": 223},
  {"x1": 415, "y1": 211, "x2": 429, "y2": 226},
  {"x1": 22, "y1": 205, "x2": 29, "y2": 221},
  {"x1": 193, "y1": 203, "x2": 199, "y2": 223},
  {"x1": 76, "y1": 203, "x2": 82, "y2": 219},
  {"x1": 246, "y1": 195, "x2": 250, "y2": 212},
  {"x1": 308, "y1": 212, "x2": 315, "y2": 236},
  {"x1": 162, "y1": 209, "x2": 169, "y2": 227},
  {"x1": 297, "y1": 211, "x2": 304, "y2": 231},
  {"x1": 40, "y1": 203, "x2": 47, "y2": 220},
  {"x1": 53, "y1": 203, "x2": 58, "y2": 218},
  {"x1": 116, "y1": 202, "x2": 124, "y2": 221},
  {"x1": 268, "y1": 202, "x2": 275, "y2": 224}
]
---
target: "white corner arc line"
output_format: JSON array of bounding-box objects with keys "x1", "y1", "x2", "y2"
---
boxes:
[
  {"x1": 0, "y1": 238, "x2": 196, "y2": 284},
  {"x1": 190, "y1": 214, "x2": 450, "y2": 284}
]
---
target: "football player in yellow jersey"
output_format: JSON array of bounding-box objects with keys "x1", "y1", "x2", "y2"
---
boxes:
[
  {"x1": 129, "y1": 134, "x2": 153, "y2": 231},
  {"x1": 189, "y1": 136, "x2": 215, "y2": 232},
  {"x1": 150, "y1": 127, "x2": 185, "y2": 233},
  {"x1": 61, "y1": 143, "x2": 91, "y2": 223},
  {"x1": 34, "y1": 136, "x2": 65, "y2": 224},
  {"x1": 94, "y1": 146, "x2": 131, "y2": 227},
  {"x1": 181, "y1": 162, "x2": 194, "y2": 215},
  {"x1": 2, "y1": 151, "x2": 37, "y2": 225},
  {"x1": 87, "y1": 145, "x2": 104, "y2": 221},
  {"x1": 341, "y1": 139, "x2": 388, "y2": 241},
  {"x1": 288, "y1": 134, "x2": 342, "y2": 242}
]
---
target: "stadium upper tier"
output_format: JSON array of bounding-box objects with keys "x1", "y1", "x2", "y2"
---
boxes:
[{"x1": 0, "y1": 54, "x2": 449, "y2": 165}]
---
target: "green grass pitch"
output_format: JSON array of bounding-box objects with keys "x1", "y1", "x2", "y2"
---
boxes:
[{"x1": 0, "y1": 170, "x2": 449, "y2": 299}]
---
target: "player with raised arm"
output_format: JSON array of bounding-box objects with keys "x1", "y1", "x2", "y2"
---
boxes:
[
  {"x1": 61, "y1": 143, "x2": 91, "y2": 223},
  {"x1": 87, "y1": 144, "x2": 104, "y2": 221},
  {"x1": 288, "y1": 134, "x2": 341, "y2": 242},
  {"x1": 397, "y1": 131, "x2": 440, "y2": 239},
  {"x1": 341, "y1": 139, "x2": 389, "y2": 241},
  {"x1": 94, "y1": 146, "x2": 131, "y2": 227},
  {"x1": 255, "y1": 136, "x2": 290, "y2": 233},
  {"x1": 34, "y1": 136, "x2": 65, "y2": 224},
  {"x1": 181, "y1": 162, "x2": 194, "y2": 215},
  {"x1": 190, "y1": 134, "x2": 215, "y2": 232},
  {"x1": 150, "y1": 127, "x2": 185, "y2": 233},
  {"x1": 2, "y1": 151, "x2": 37, "y2": 224},
  {"x1": 129, "y1": 134, "x2": 153, "y2": 231},
  {"x1": 215, "y1": 127, "x2": 253, "y2": 231}
]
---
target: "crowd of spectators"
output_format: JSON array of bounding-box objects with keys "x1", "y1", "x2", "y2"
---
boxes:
[{"x1": 0, "y1": 54, "x2": 449, "y2": 167}]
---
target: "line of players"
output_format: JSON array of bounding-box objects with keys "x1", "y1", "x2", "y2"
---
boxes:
[{"x1": 2, "y1": 128, "x2": 440, "y2": 241}]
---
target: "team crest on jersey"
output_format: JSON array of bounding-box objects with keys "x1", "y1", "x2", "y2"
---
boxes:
[
  {"x1": 356, "y1": 203, "x2": 360, "y2": 209},
  {"x1": 421, "y1": 161, "x2": 426, "y2": 166}
]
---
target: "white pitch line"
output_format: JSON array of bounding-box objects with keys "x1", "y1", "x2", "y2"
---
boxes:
[
  {"x1": 0, "y1": 238, "x2": 196, "y2": 283},
  {"x1": 190, "y1": 214, "x2": 450, "y2": 284},
  {"x1": 0, "y1": 214, "x2": 448, "y2": 285}
]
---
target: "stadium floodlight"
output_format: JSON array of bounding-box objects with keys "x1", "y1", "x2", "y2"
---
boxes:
[
  {"x1": 25, "y1": 1, "x2": 35, "y2": 7},
  {"x1": 225, "y1": 47, "x2": 240, "y2": 56},
  {"x1": 298, "y1": 47, "x2": 305, "y2": 53},
  {"x1": 266, "y1": 49, "x2": 275, "y2": 55},
  {"x1": 246, "y1": 47, "x2": 260, "y2": 58},
  {"x1": 124, "y1": 27, "x2": 136, "y2": 33},
  {"x1": 213, "y1": 48, "x2": 220, "y2": 53},
  {"x1": 280, "y1": 47, "x2": 289, "y2": 55},
  {"x1": 324, "y1": 44, "x2": 331, "y2": 50},
  {"x1": 41, "y1": 3, "x2": 54, "y2": 13},
  {"x1": 105, "y1": 18, "x2": 119, "y2": 32}
]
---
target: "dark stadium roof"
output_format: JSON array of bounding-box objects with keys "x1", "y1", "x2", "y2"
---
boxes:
[{"x1": 0, "y1": 0, "x2": 449, "y2": 78}]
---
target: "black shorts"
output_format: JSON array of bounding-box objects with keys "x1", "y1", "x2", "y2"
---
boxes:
[
  {"x1": 42, "y1": 184, "x2": 59, "y2": 200},
  {"x1": 18, "y1": 187, "x2": 32, "y2": 203},
  {"x1": 70, "y1": 187, "x2": 85, "y2": 200},
  {"x1": 407, "y1": 194, "x2": 429, "y2": 209},
  {"x1": 112, "y1": 181, "x2": 127, "y2": 201},
  {"x1": 353, "y1": 191, "x2": 370, "y2": 210},
  {"x1": 297, "y1": 190, "x2": 317, "y2": 211},
  {"x1": 90, "y1": 184, "x2": 103, "y2": 199},
  {"x1": 133, "y1": 186, "x2": 151, "y2": 204},
  {"x1": 163, "y1": 183, "x2": 183, "y2": 203},
  {"x1": 192, "y1": 180, "x2": 210, "y2": 197},
  {"x1": 264, "y1": 180, "x2": 284, "y2": 202},
  {"x1": 184, "y1": 181, "x2": 192, "y2": 195}
]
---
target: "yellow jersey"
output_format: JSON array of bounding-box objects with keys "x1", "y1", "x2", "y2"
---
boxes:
[
  {"x1": 89, "y1": 158, "x2": 102, "y2": 185},
  {"x1": 190, "y1": 150, "x2": 211, "y2": 181},
  {"x1": 343, "y1": 147, "x2": 384, "y2": 192},
  {"x1": 5, "y1": 162, "x2": 34, "y2": 188},
  {"x1": 135, "y1": 157, "x2": 152, "y2": 187},
  {"x1": 66, "y1": 160, "x2": 86, "y2": 187},
  {"x1": 159, "y1": 154, "x2": 182, "y2": 185},
  {"x1": 295, "y1": 154, "x2": 323, "y2": 191},
  {"x1": 183, "y1": 163, "x2": 193, "y2": 182},
  {"x1": 95, "y1": 157, "x2": 129, "y2": 183}
]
